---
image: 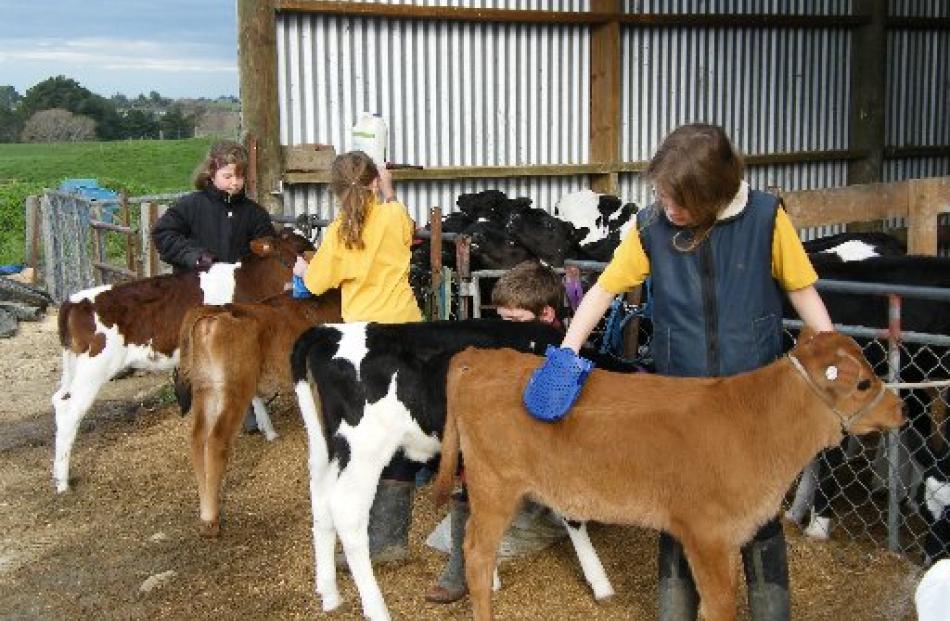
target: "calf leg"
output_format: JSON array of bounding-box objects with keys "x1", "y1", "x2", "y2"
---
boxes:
[
  {"x1": 465, "y1": 486, "x2": 522, "y2": 621},
  {"x1": 332, "y1": 468, "x2": 398, "y2": 621},
  {"x1": 250, "y1": 396, "x2": 278, "y2": 441},
  {"x1": 201, "y1": 385, "x2": 257, "y2": 536},
  {"x1": 682, "y1": 536, "x2": 740, "y2": 621},
  {"x1": 52, "y1": 353, "x2": 115, "y2": 493},
  {"x1": 562, "y1": 519, "x2": 614, "y2": 600}
]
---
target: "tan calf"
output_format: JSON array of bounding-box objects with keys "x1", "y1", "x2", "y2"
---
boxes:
[
  {"x1": 177, "y1": 289, "x2": 341, "y2": 536},
  {"x1": 434, "y1": 330, "x2": 904, "y2": 621}
]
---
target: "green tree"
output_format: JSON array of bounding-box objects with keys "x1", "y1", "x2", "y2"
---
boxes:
[
  {"x1": 0, "y1": 85, "x2": 21, "y2": 111},
  {"x1": 0, "y1": 107, "x2": 20, "y2": 142},
  {"x1": 122, "y1": 108, "x2": 160, "y2": 139},
  {"x1": 160, "y1": 106, "x2": 195, "y2": 140},
  {"x1": 19, "y1": 76, "x2": 122, "y2": 141}
]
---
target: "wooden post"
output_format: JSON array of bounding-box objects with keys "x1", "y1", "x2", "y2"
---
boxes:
[
  {"x1": 23, "y1": 195, "x2": 41, "y2": 275},
  {"x1": 847, "y1": 0, "x2": 887, "y2": 188},
  {"x1": 141, "y1": 202, "x2": 160, "y2": 277},
  {"x1": 907, "y1": 177, "x2": 950, "y2": 256},
  {"x1": 589, "y1": 0, "x2": 621, "y2": 195},
  {"x1": 455, "y1": 234, "x2": 471, "y2": 320},
  {"x1": 429, "y1": 207, "x2": 443, "y2": 320},
  {"x1": 238, "y1": 0, "x2": 282, "y2": 214}
]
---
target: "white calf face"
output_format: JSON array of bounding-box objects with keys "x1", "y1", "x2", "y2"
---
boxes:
[{"x1": 199, "y1": 263, "x2": 240, "y2": 304}]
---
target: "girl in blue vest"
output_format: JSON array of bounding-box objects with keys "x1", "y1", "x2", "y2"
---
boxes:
[{"x1": 561, "y1": 123, "x2": 834, "y2": 621}]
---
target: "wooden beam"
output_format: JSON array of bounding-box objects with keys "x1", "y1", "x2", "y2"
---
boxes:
[
  {"x1": 619, "y1": 13, "x2": 869, "y2": 28},
  {"x1": 238, "y1": 0, "x2": 282, "y2": 213},
  {"x1": 907, "y1": 177, "x2": 950, "y2": 255},
  {"x1": 885, "y1": 145, "x2": 950, "y2": 159},
  {"x1": 780, "y1": 180, "x2": 909, "y2": 228},
  {"x1": 589, "y1": 0, "x2": 621, "y2": 195},
  {"x1": 284, "y1": 150, "x2": 869, "y2": 185},
  {"x1": 276, "y1": 1, "x2": 607, "y2": 24},
  {"x1": 887, "y1": 17, "x2": 950, "y2": 31},
  {"x1": 847, "y1": 0, "x2": 887, "y2": 185},
  {"x1": 276, "y1": 2, "x2": 869, "y2": 29}
]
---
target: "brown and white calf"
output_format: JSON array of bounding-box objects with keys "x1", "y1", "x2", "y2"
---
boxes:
[
  {"x1": 52, "y1": 229, "x2": 313, "y2": 493},
  {"x1": 434, "y1": 330, "x2": 904, "y2": 621},
  {"x1": 176, "y1": 289, "x2": 341, "y2": 537}
]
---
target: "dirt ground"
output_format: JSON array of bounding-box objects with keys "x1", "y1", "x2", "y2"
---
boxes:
[{"x1": 0, "y1": 311, "x2": 924, "y2": 620}]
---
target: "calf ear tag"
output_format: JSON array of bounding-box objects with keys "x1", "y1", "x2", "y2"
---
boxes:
[
  {"x1": 522, "y1": 345, "x2": 594, "y2": 422},
  {"x1": 825, "y1": 366, "x2": 838, "y2": 381}
]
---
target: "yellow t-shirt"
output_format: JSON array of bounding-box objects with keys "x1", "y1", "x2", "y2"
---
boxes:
[
  {"x1": 304, "y1": 199, "x2": 423, "y2": 323},
  {"x1": 598, "y1": 208, "x2": 818, "y2": 294}
]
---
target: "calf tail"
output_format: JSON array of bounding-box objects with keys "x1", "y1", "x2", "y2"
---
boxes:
[
  {"x1": 176, "y1": 306, "x2": 229, "y2": 415},
  {"x1": 57, "y1": 301, "x2": 73, "y2": 349},
  {"x1": 433, "y1": 365, "x2": 464, "y2": 507}
]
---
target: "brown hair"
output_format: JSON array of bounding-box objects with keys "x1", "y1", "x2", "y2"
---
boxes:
[
  {"x1": 646, "y1": 123, "x2": 744, "y2": 251},
  {"x1": 492, "y1": 260, "x2": 563, "y2": 316},
  {"x1": 330, "y1": 151, "x2": 379, "y2": 250},
  {"x1": 193, "y1": 140, "x2": 249, "y2": 190}
]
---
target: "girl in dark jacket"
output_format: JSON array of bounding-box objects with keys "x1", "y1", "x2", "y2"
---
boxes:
[{"x1": 152, "y1": 140, "x2": 274, "y2": 273}]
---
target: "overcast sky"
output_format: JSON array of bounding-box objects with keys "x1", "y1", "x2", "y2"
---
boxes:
[{"x1": 0, "y1": 0, "x2": 239, "y2": 99}]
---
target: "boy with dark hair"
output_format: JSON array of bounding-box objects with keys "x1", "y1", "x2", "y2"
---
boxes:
[
  {"x1": 426, "y1": 259, "x2": 568, "y2": 604},
  {"x1": 491, "y1": 259, "x2": 563, "y2": 325}
]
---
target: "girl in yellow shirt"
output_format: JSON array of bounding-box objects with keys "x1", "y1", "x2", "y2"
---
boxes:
[
  {"x1": 296, "y1": 150, "x2": 423, "y2": 568},
  {"x1": 302, "y1": 151, "x2": 422, "y2": 323}
]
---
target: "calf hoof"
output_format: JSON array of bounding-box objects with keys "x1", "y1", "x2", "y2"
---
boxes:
[
  {"x1": 199, "y1": 519, "x2": 221, "y2": 538},
  {"x1": 593, "y1": 585, "x2": 616, "y2": 602},
  {"x1": 803, "y1": 514, "x2": 831, "y2": 540},
  {"x1": 424, "y1": 584, "x2": 468, "y2": 604}
]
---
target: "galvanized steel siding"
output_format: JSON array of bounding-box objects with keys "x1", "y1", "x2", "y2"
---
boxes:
[{"x1": 277, "y1": 9, "x2": 591, "y2": 219}]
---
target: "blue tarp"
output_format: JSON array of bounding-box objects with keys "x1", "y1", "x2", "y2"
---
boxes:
[{"x1": 59, "y1": 179, "x2": 120, "y2": 222}]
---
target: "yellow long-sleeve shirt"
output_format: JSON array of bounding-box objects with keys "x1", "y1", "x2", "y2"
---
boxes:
[
  {"x1": 304, "y1": 199, "x2": 422, "y2": 323},
  {"x1": 599, "y1": 208, "x2": 818, "y2": 294}
]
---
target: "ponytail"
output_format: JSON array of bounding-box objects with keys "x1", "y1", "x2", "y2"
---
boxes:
[{"x1": 330, "y1": 151, "x2": 379, "y2": 250}]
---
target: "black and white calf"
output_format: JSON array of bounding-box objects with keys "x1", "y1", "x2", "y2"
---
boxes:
[{"x1": 290, "y1": 320, "x2": 626, "y2": 621}]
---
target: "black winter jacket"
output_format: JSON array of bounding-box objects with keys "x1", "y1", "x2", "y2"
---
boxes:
[{"x1": 152, "y1": 184, "x2": 275, "y2": 272}]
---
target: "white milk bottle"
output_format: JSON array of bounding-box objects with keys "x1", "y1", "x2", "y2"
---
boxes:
[{"x1": 351, "y1": 112, "x2": 388, "y2": 167}]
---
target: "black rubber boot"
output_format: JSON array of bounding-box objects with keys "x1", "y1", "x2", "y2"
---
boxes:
[
  {"x1": 338, "y1": 479, "x2": 413, "y2": 569},
  {"x1": 425, "y1": 498, "x2": 469, "y2": 604},
  {"x1": 741, "y1": 522, "x2": 791, "y2": 621},
  {"x1": 657, "y1": 532, "x2": 699, "y2": 621},
  {"x1": 242, "y1": 406, "x2": 259, "y2": 434}
]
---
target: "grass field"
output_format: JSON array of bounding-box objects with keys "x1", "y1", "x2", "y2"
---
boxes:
[{"x1": 0, "y1": 137, "x2": 215, "y2": 264}]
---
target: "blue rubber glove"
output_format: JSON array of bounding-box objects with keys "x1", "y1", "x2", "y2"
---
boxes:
[
  {"x1": 522, "y1": 345, "x2": 594, "y2": 422},
  {"x1": 292, "y1": 274, "x2": 312, "y2": 299}
]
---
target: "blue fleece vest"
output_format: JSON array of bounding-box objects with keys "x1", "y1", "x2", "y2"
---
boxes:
[{"x1": 639, "y1": 189, "x2": 783, "y2": 378}]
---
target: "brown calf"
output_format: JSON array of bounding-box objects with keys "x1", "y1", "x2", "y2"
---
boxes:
[
  {"x1": 434, "y1": 330, "x2": 904, "y2": 621},
  {"x1": 177, "y1": 289, "x2": 342, "y2": 537},
  {"x1": 52, "y1": 229, "x2": 314, "y2": 493}
]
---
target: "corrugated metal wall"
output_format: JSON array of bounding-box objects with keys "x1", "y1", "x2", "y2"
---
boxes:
[
  {"x1": 277, "y1": 6, "x2": 591, "y2": 221},
  {"x1": 277, "y1": 0, "x2": 948, "y2": 240}
]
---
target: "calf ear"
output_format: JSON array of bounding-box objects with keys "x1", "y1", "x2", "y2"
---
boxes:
[{"x1": 250, "y1": 237, "x2": 275, "y2": 256}]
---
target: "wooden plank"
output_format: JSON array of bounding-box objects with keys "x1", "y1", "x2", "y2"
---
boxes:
[
  {"x1": 885, "y1": 145, "x2": 950, "y2": 159},
  {"x1": 275, "y1": 2, "x2": 867, "y2": 28},
  {"x1": 277, "y1": 1, "x2": 610, "y2": 24},
  {"x1": 238, "y1": 0, "x2": 282, "y2": 213},
  {"x1": 619, "y1": 13, "x2": 869, "y2": 28},
  {"x1": 589, "y1": 0, "x2": 621, "y2": 195},
  {"x1": 848, "y1": 0, "x2": 887, "y2": 185},
  {"x1": 887, "y1": 17, "x2": 950, "y2": 31},
  {"x1": 907, "y1": 177, "x2": 950, "y2": 256},
  {"x1": 23, "y1": 195, "x2": 40, "y2": 272},
  {"x1": 780, "y1": 180, "x2": 909, "y2": 228}
]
